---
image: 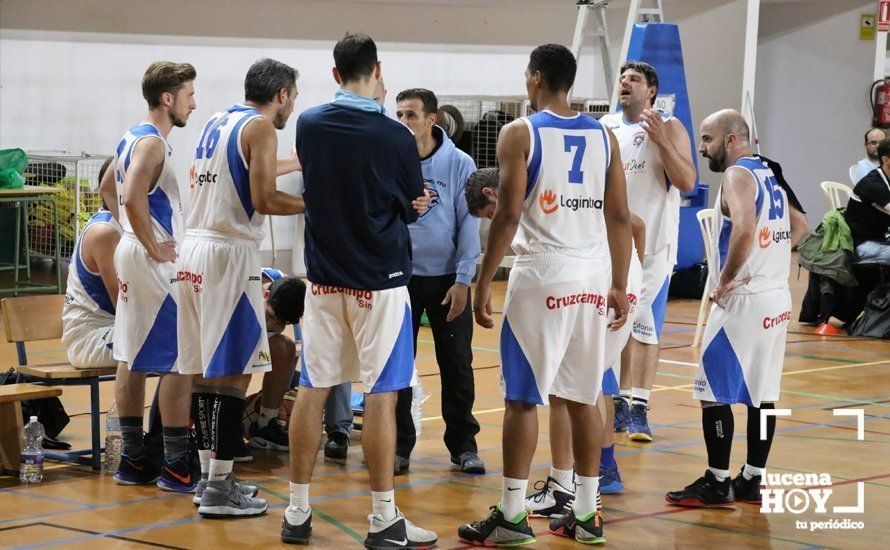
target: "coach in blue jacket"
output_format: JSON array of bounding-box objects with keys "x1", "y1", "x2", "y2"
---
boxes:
[{"x1": 394, "y1": 88, "x2": 484, "y2": 474}]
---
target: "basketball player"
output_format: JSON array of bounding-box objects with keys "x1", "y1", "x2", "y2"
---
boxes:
[
  {"x1": 666, "y1": 109, "x2": 794, "y2": 507},
  {"x1": 178, "y1": 58, "x2": 304, "y2": 518},
  {"x1": 110, "y1": 62, "x2": 197, "y2": 492},
  {"x1": 465, "y1": 168, "x2": 644, "y2": 509},
  {"x1": 458, "y1": 44, "x2": 632, "y2": 546},
  {"x1": 62, "y1": 159, "x2": 121, "y2": 369},
  {"x1": 282, "y1": 34, "x2": 436, "y2": 548},
  {"x1": 599, "y1": 61, "x2": 696, "y2": 442}
]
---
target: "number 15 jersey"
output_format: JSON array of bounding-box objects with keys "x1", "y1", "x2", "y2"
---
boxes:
[
  {"x1": 512, "y1": 110, "x2": 611, "y2": 260},
  {"x1": 187, "y1": 104, "x2": 265, "y2": 243}
]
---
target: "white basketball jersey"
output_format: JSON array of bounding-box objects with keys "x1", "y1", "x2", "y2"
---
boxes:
[
  {"x1": 186, "y1": 104, "x2": 265, "y2": 243},
  {"x1": 512, "y1": 110, "x2": 611, "y2": 259},
  {"x1": 113, "y1": 122, "x2": 183, "y2": 243},
  {"x1": 600, "y1": 113, "x2": 680, "y2": 263},
  {"x1": 63, "y1": 210, "x2": 122, "y2": 328},
  {"x1": 711, "y1": 156, "x2": 791, "y2": 294}
]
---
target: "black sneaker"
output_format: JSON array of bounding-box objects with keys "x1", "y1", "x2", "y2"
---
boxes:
[
  {"x1": 234, "y1": 437, "x2": 254, "y2": 463},
  {"x1": 613, "y1": 397, "x2": 630, "y2": 432},
  {"x1": 156, "y1": 455, "x2": 197, "y2": 492},
  {"x1": 665, "y1": 470, "x2": 735, "y2": 507},
  {"x1": 324, "y1": 432, "x2": 349, "y2": 460},
  {"x1": 365, "y1": 507, "x2": 437, "y2": 549},
  {"x1": 457, "y1": 505, "x2": 536, "y2": 546},
  {"x1": 732, "y1": 469, "x2": 763, "y2": 504},
  {"x1": 281, "y1": 510, "x2": 313, "y2": 544},
  {"x1": 525, "y1": 476, "x2": 575, "y2": 518},
  {"x1": 549, "y1": 508, "x2": 606, "y2": 544},
  {"x1": 114, "y1": 451, "x2": 161, "y2": 485},
  {"x1": 394, "y1": 455, "x2": 410, "y2": 475},
  {"x1": 250, "y1": 419, "x2": 289, "y2": 451},
  {"x1": 451, "y1": 451, "x2": 486, "y2": 474}
]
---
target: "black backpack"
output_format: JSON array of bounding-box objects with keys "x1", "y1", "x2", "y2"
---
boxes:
[{"x1": 850, "y1": 284, "x2": 890, "y2": 339}]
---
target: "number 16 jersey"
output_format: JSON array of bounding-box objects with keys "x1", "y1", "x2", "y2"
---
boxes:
[{"x1": 187, "y1": 104, "x2": 265, "y2": 243}]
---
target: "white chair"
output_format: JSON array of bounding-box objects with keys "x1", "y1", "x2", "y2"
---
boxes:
[
  {"x1": 820, "y1": 181, "x2": 853, "y2": 211},
  {"x1": 848, "y1": 164, "x2": 858, "y2": 185},
  {"x1": 692, "y1": 208, "x2": 716, "y2": 348}
]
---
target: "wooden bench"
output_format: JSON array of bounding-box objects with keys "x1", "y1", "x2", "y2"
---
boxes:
[
  {"x1": 2, "y1": 295, "x2": 115, "y2": 470},
  {"x1": 0, "y1": 383, "x2": 62, "y2": 472}
]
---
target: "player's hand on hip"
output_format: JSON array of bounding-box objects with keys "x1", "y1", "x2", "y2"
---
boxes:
[
  {"x1": 150, "y1": 240, "x2": 177, "y2": 263},
  {"x1": 442, "y1": 283, "x2": 469, "y2": 322},
  {"x1": 711, "y1": 278, "x2": 747, "y2": 309},
  {"x1": 473, "y1": 283, "x2": 494, "y2": 329},
  {"x1": 639, "y1": 109, "x2": 666, "y2": 145},
  {"x1": 607, "y1": 287, "x2": 629, "y2": 330}
]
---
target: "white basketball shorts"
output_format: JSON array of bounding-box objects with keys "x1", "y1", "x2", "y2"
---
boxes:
[
  {"x1": 631, "y1": 246, "x2": 674, "y2": 345},
  {"x1": 112, "y1": 234, "x2": 178, "y2": 373},
  {"x1": 299, "y1": 284, "x2": 415, "y2": 394},
  {"x1": 500, "y1": 253, "x2": 610, "y2": 407},
  {"x1": 63, "y1": 323, "x2": 116, "y2": 369},
  {"x1": 176, "y1": 233, "x2": 271, "y2": 378},
  {"x1": 693, "y1": 288, "x2": 792, "y2": 407},
  {"x1": 602, "y1": 253, "x2": 643, "y2": 396}
]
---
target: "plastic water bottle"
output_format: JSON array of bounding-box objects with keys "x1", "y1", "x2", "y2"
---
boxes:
[
  {"x1": 411, "y1": 384, "x2": 430, "y2": 437},
  {"x1": 104, "y1": 401, "x2": 121, "y2": 474},
  {"x1": 20, "y1": 416, "x2": 45, "y2": 484}
]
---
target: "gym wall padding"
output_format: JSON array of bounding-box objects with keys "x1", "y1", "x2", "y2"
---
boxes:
[{"x1": 620, "y1": 23, "x2": 708, "y2": 269}]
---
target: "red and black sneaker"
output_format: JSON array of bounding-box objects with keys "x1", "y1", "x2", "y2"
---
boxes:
[
  {"x1": 157, "y1": 456, "x2": 197, "y2": 493},
  {"x1": 732, "y1": 469, "x2": 763, "y2": 504},
  {"x1": 114, "y1": 452, "x2": 161, "y2": 485},
  {"x1": 665, "y1": 470, "x2": 735, "y2": 507}
]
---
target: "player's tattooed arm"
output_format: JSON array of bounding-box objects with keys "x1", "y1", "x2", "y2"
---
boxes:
[
  {"x1": 243, "y1": 117, "x2": 305, "y2": 215},
  {"x1": 712, "y1": 167, "x2": 757, "y2": 307}
]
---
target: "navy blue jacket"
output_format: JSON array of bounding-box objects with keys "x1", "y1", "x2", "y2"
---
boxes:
[{"x1": 297, "y1": 103, "x2": 423, "y2": 290}]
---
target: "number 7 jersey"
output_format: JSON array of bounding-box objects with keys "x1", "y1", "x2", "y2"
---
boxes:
[
  {"x1": 513, "y1": 110, "x2": 611, "y2": 259},
  {"x1": 187, "y1": 104, "x2": 265, "y2": 242},
  {"x1": 712, "y1": 156, "x2": 791, "y2": 294}
]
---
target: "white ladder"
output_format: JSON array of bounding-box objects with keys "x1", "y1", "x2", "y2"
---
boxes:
[{"x1": 569, "y1": 0, "x2": 665, "y2": 109}]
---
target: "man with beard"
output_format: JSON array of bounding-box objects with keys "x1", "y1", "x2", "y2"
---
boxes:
[
  {"x1": 104, "y1": 62, "x2": 198, "y2": 493},
  {"x1": 178, "y1": 58, "x2": 305, "y2": 518},
  {"x1": 666, "y1": 109, "x2": 796, "y2": 507},
  {"x1": 854, "y1": 128, "x2": 887, "y2": 183},
  {"x1": 599, "y1": 62, "x2": 696, "y2": 443}
]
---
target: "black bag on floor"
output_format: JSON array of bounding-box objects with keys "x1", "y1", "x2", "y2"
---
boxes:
[
  {"x1": 849, "y1": 284, "x2": 890, "y2": 339},
  {"x1": 1, "y1": 368, "x2": 71, "y2": 439},
  {"x1": 668, "y1": 263, "x2": 708, "y2": 299}
]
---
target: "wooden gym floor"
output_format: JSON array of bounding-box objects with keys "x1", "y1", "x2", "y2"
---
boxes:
[{"x1": 1, "y1": 256, "x2": 888, "y2": 549}]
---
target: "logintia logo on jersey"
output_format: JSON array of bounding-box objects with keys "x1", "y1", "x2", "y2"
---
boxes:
[
  {"x1": 537, "y1": 190, "x2": 603, "y2": 215},
  {"x1": 758, "y1": 227, "x2": 792, "y2": 249}
]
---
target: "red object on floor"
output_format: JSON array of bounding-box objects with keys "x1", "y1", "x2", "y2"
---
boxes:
[{"x1": 814, "y1": 323, "x2": 844, "y2": 336}]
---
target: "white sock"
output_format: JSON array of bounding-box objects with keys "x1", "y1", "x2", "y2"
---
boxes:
[
  {"x1": 285, "y1": 482, "x2": 311, "y2": 524},
  {"x1": 743, "y1": 464, "x2": 765, "y2": 480},
  {"x1": 198, "y1": 449, "x2": 211, "y2": 476},
  {"x1": 618, "y1": 390, "x2": 631, "y2": 404},
  {"x1": 371, "y1": 490, "x2": 397, "y2": 521},
  {"x1": 573, "y1": 475, "x2": 600, "y2": 519},
  {"x1": 501, "y1": 477, "x2": 528, "y2": 522},
  {"x1": 550, "y1": 467, "x2": 574, "y2": 493},
  {"x1": 631, "y1": 388, "x2": 651, "y2": 404},
  {"x1": 708, "y1": 467, "x2": 730, "y2": 482},
  {"x1": 258, "y1": 406, "x2": 278, "y2": 428},
  {"x1": 208, "y1": 458, "x2": 233, "y2": 482}
]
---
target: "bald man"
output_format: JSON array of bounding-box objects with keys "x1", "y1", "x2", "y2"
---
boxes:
[{"x1": 666, "y1": 110, "x2": 797, "y2": 508}]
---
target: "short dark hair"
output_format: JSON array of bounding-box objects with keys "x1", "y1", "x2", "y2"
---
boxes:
[
  {"x1": 267, "y1": 277, "x2": 306, "y2": 325},
  {"x1": 865, "y1": 127, "x2": 886, "y2": 143},
  {"x1": 465, "y1": 168, "x2": 499, "y2": 215},
  {"x1": 333, "y1": 33, "x2": 378, "y2": 83},
  {"x1": 245, "y1": 58, "x2": 299, "y2": 104},
  {"x1": 142, "y1": 61, "x2": 196, "y2": 108},
  {"x1": 395, "y1": 88, "x2": 438, "y2": 116},
  {"x1": 98, "y1": 158, "x2": 113, "y2": 210},
  {"x1": 878, "y1": 138, "x2": 890, "y2": 163},
  {"x1": 620, "y1": 61, "x2": 659, "y2": 105},
  {"x1": 528, "y1": 44, "x2": 577, "y2": 93}
]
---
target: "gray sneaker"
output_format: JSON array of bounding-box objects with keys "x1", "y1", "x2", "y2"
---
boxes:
[
  {"x1": 452, "y1": 451, "x2": 486, "y2": 474},
  {"x1": 197, "y1": 477, "x2": 267, "y2": 517},
  {"x1": 193, "y1": 474, "x2": 259, "y2": 505}
]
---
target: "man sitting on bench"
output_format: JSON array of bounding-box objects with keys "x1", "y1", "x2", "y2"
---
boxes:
[{"x1": 62, "y1": 159, "x2": 122, "y2": 369}]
